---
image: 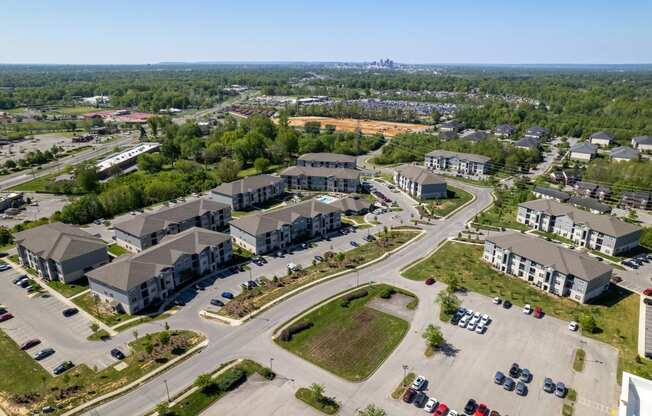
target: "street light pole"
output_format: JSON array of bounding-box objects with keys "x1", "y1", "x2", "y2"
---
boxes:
[
  {"x1": 402, "y1": 364, "x2": 408, "y2": 384},
  {"x1": 164, "y1": 379, "x2": 171, "y2": 402},
  {"x1": 270, "y1": 357, "x2": 274, "y2": 373}
]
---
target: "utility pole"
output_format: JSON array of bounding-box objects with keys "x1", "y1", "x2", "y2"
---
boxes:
[
  {"x1": 163, "y1": 379, "x2": 171, "y2": 402},
  {"x1": 402, "y1": 365, "x2": 408, "y2": 384},
  {"x1": 270, "y1": 357, "x2": 274, "y2": 373}
]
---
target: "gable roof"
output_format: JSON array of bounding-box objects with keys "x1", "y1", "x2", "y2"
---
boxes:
[
  {"x1": 495, "y1": 124, "x2": 516, "y2": 134},
  {"x1": 514, "y1": 136, "x2": 540, "y2": 149},
  {"x1": 610, "y1": 146, "x2": 640, "y2": 160},
  {"x1": 569, "y1": 196, "x2": 612, "y2": 214},
  {"x1": 533, "y1": 186, "x2": 570, "y2": 201},
  {"x1": 395, "y1": 165, "x2": 447, "y2": 185},
  {"x1": 230, "y1": 199, "x2": 340, "y2": 236},
  {"x1": 114, "y1": 199, "x2": 229, "y2": 238},
  {"x1": 570, "y1": 142, "x2": 598, "y2": 155},
  {"x1": 589, "y1": 131, "x2": 614, "y2": 141},
  {"x1": 575, "y1": 181, "x2": 610, "y2": 194},
  {"x1": 518, "y1": 199, "x2": 640, "y2": 237},
  {"x1": 87, "y1": 227, "x2": 230, "y2": 291},
  {"x1": 211, "y1": 175, "x2": 284, "y2": 197},
  {"x1": 526, "y1": 125, "x2": 549, "y2": 135},
  {"x1": 329, "y1": 196, "x2": 373, "y2": 212},
  {"x1": 632, "y1": 136, "x2": 652, "y2": 145},
  {"x1": 461, "y1": 131, "x2": 488, "y2": 142},
  {"x1": 486, "y1": 232, "x2": 612, "y2": 282},
  {"x1": 439, "y1": 121, "x2": 464, "y2": 130},
  {"x1": 281, "y1": 165, "x2": 361, "y2": 180},
  {"x1": 297, "y1": 153, "x2": 357, "y2": 164},
  {"x1": 426, "y1": 149, "x2": 491, "y2": 163},
  {"x1": 15, "y1": 222, "x2": 106, "y2": 262}
]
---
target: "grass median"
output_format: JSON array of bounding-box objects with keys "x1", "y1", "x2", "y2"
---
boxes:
[
  {"x1": 402, "y1": 240, "x2": 652, "y2": 382},
  {"x1": 426, "y1": 185, "x2": 473, "y2": 217}
]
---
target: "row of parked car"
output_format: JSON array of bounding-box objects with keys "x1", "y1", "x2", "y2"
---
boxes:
[
  {"x1": 494, "y1": 363, "x2": 531, "y2": 396},
  {"x1": 620, "y1": 253, "x2": 652, "y2": 269},
  {"x1": 452, "y1": 308, "x2": 491, "y2": 334},
  {"x1": 402, "y1": 375, "x2": 458, "y2": 415}
]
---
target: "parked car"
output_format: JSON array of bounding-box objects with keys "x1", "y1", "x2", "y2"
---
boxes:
[
  {"x1": 492, "y1": 297, "x2": 501, "y2": 305},
  {"x1": 502, "y1": 300, "x2": 512, "y2": 309},
  {"x1": 522, "y1": 304, "x2": 532, "y2": 314},
  {"x1": 0, "y1": 312, "x2": 14, "y2": 322},
  {"x1": 20, "y1": 339, "x2": 41, "y2": 350},
  {"x1": 350, "y1": 241, "x2": 359, "y2": 247},
  {"x1": 62, "y1": 308, "x2": 79, "y2": 317},
  {"x1": 13, "y1": 275, "x2": 27, "y2": 284},
  {"x1": 568, "y1": 321, "x2": 579, "y2": 331},
  {"x1": 411, "y1": 375, "x2": 426, "y2": 390},
  {"x1": 34, "y1": 348, "x2": 55, "y2": 361},
  {"x1": 480, "y1": 314, "x2": 490, "y2": 325},
  {"x1": 448, "y1": 411, "x2": 459, "y2": 416},
  {"x1": 413, "y1": 392, "x2": 427, "y2": 407},
  {"x1": 53, "y1": 361, "x2": 74, "y2": 375},
  {"x1": 494, "y1": 371, "x2": 506, "y2": 385},
  {"x1": 611, "y1": 276, "x2": 623, "y2": 283},
  {"x1": 210, "y1": 298, "x2": 224, "y2": 307},
  {"x1": 643, "y1": 288, "x2": 652, "y2": 296},
  {"x1": 489, "y1": 412, "x2": 500, "y2": 416},
  {"x1": 519, "y1": 368, "x2": 532, "y2": 383},
  {"x1": 458, "y1": 315, "x2": 470, "y2": 327},
  {"x1": 463, "y1": 399, "x2": 477, "y2": 415},
  {"x1": 425, "y1": 278, "x2": 436, "y2": 286},
  {"x1": 503, "y1": 377, "x2": 515, "y2": 391},
  {"x1": 466, "y1": 318, "x2": 477, "y2": 331},
  {"x1": 555, "y1": 382, "x2": 567, "y2": 398},
  {"x1": 644, "y1": 298, "x2": 652, "y2": 306},
  {"x1": 533, "y1": 306, "x2": 543, "y2": 318},
  {"x1": 110, "y1": 348, "x2": 125, "y2": 360},
  {"x1": 221, "y1": 291, "x2": 234, "y2": 299},
  {"x1": 474, "y1": 403, "x2": 489, "y2": 416},
  {"x1": 19, "y1": 279, "x2": 30, "y2": 288},
  {"x1": 0, "y1": 263, "x2": 10, "y2": 271},
  {"x1": 543, "y1": 377, "x2": 555, "y2": 393},
  {"x1": 475, "y1": 321, "x2": 485, "y2": 334},
  {"x1": 434, "y1": 403, "x2": 450, "y2": 416},
  {"x1": 314, "y1": 255, "x2": 324, "y2": 262},
  {"x1": 424, "y1": 397, "x2": 439, "y2": 412},
  {"x1": 516, "y1": 381, "x2": 528, "y2": 396},
  {"x1": 509, "y1": 362, "x2": 520, "y2": 378},
  {"x1": 402, "y1": 388, "x2": 417, "y2": 403}
]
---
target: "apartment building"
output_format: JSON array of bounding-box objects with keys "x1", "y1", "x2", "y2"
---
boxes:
[
  {"x1": 281, "y1": 166, "x2": 361, "y2": 193},
  {"x1": 517, "y1": 199, "x2": 641, "y2": 256},
  {"x1": 229, "y1": 200, "x2": 342, "y2": 255},
  {"x1": 532, "y1": 186, "x2": 570, "y2": 202},
  {"x1": 484, "y1": 233, "x2": 612, "y2": 304},
  {"x1": 15, "y1": 222, "x2": 109, "y2": 284},
  {"x1": 113, "y1": 199, "x2": 231, "y2": 252},
  {"x1": 393, "y1": 165, "x2": 447, "y2": 200},
  {"x1": 209, "y1": 175, "x2": 285, "y2": 211},
  {"x1": 425, "y1": 150, "x2": 491, "y2": 177},
  {"x1": 297, "y1": 153, "x2": 357, "y2": 169},
  {"x1": 87, "y1": 228, "x2": 232, "y2": 314},
  {"x1": 620, "y1": 192, "x2": 652, "y2": 211}
]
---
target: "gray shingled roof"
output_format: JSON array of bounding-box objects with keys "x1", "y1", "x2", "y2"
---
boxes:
[
  {"x1": 487, "y1": 232, "x2": 612, "y2": 282},
  {"x1": 87, "y1": 227, "x2": 230, "y2": 291},
  {"x1": 230, "y1": 199, "x2": 340, "y2": 236},
  {"x1": 395, "y1": 165, "x2": 447, "y2": 185},
  {"x1": 632, "y1": 136, "x2": 652, "y2": 145},
  {"x1": 211, "y1": 175, "x2": 284, "y2": 197},
  {"x1": 281, "y1": 165, "x2": 361, "y2": 180},
  {"x1": 461, "y1": 131, "x2": 488, "y2": 142},
  {"x1": 495, "y1": 124, "x2": 516, "y2": 134},
  {"x1": 570, "y1": 142, "x2": 598, "y2": 155},
  {"x1": 519, "y1": 199, "x2": 640, "y2": 237},
  {"x1": 526, "y1": 125, "x2": 549, "y2": 135},
  {"x1": 439, "y1": 121, "x2": 464, "y2": 130},
  {"x1": 113, "y1": 199, "x2": 229, "y2": 238},
  {"x1": 533, "y1": 186, "x2": 570, "y2": 201},
  {"x1": 329, "y1": 196, "x2": 373, "y2": 212},
  {"x1": 297, "y1": 153, "x2": 357, "y2": 164},
  {"x1": 569, "y1": 196, "x2": 612, "y2": 214},
  {"x1": 589, "y1": 131, "x2": 614, "y2": 141},
  {"x1": 610, "y1": 146, "x2": 640, "y2": 160},
  {"x1": 15, "y1": 222, "x2": 106, "y2": 262},
  {"x1": 426, "y1": 149, "x2": 491, "y2": 163},
  {"x1": 514, "y1": 137, "x2": 540, "y2": 149}
]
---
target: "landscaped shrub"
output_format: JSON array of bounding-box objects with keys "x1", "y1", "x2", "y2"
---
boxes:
[
  {"x1": 280, "y1": 321, "x2": 313, "y2": 342},
  {"x1": 380, "y1": 288, "x2": 395, "y2": 299},
  {"x1": 217, "y1": 368, "x2": 246, "y2": 392},
  {"x1": 340, "y1": 290, "x2": 368, "y2": 307}
]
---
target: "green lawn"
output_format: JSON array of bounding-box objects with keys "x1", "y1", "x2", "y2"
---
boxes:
[
  {"x1": 107, "y1": 243, "x2": 129, "y2": 256},
  {"x1": 165, "y1": 360, "x2": 273, "y2": 416},
  {"x1": 276, "y1": 284, "x2": 410, "y2": 381},
  {"x1": 237, "y1": 164, "x2": 283, "y2": 178},
  {"x1": 426, "y1": 185, "x2": 473, "y2": 217},
  {"x1": 0, "y1": 330, "x2": 203, "y2": 415},
  {"x1": 403, "y1": 241, "x2": 652, "y2": 381},
  {"x1": 72, "y1": 291, "x2": 131, "y2": 326},
  {"x1": 47, "y1": 277, "x2": 89, "y2": 298},
  {"x1": 295, "y1": 388, "x2": 340, "y2": 414},
  {"x1": 219, "y1": 230, "x2": 418, "y2": 319}
]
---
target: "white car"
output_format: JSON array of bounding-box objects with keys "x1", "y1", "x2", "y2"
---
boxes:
[
  {"x1": 492, "y1": 297, "x2": 501, "y2": 304},
  {"x1": 568, "y1": 321, "x2": 579, "y2": 331},
  {"x1": 523, "y1": 304, "x2": 532, "y2": 314},
  {"x1": 458, "y1": 316, "x2": 469, "y2": 327},
  {"x1": 467, "y1": 318, "x2": 478, "y2": 331},
  {"x1": 465, "y1": 309, "x2": 474, "y2": 317},
  {"x1": 473, "y1": 311, "x2": 481, "y2": 319},
  {"x1": 480, "y1": 313, "x2": 490, "y2": 325},
  {"x1": 448, "y1": 411, "x2": 459, "y2": 416},
  {"x1": 411, "y1": 375, "x2": 426, "y2": 390},
  {"x1": 424, "y1": 397, "x2": 439, "y2": 412},
  {"x1": 475, "y1": 321, "x2": 485, "y2": 334}
]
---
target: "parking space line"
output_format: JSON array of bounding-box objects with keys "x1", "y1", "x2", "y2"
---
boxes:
[{"x1": 577, "y1": 397, "x2": 612, "y2": 414}]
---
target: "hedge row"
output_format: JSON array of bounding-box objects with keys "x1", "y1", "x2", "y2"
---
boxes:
[{"x1": 280, "y1": 321, "x2": 313, "y2": 342}]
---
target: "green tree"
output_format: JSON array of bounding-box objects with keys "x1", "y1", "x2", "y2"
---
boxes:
[
  {"x1": 215, "y1": 158, "x2": 242, "y2": 183},
  {"x1": 89, "y1": 322, "x2": 100, "y2": 333},
  {"x1": 309, "y1": 383, "x2": 325, "y2": 401},
  {"x1": 358, "y1": 404, "x2": 387, "y2": 416},
  {"x1": 194, "y1": 373, "x2": 214, "y2": 392},
  {"x1": 446, "y1": 275, "x2": 461, "y2": 293},
  {"x1": 254, "y1": 157, "x2": 270, "y2": 173},
  {"x1": 579, "y1": 313, "x2": 597, "y2": 334},
  {"x1": 0, "y1": 226, "x2": 13, "y2": 246},
  {"x1": 138, "y1": 152, "x2": 164, "y2": 173},
  {"x1": 75, "y1": 163, "x2": 99, "y2": 193},
  {"x1": 159, "y1": 331, "x2": 171, "y2": 346},
  {"x1": 422, "y1": 324, "x2": 445, "y2": 348},
  {"x1": 154, "y1": 401, "x2": 171, "y2": 416},
  {"x1": 436, "y1": 291, "x2": 461, "y2": 316}
]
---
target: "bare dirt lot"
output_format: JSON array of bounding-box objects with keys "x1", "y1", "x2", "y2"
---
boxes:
[{"x1": 284, "y1": 116, "x2": 430, "y2": 137}]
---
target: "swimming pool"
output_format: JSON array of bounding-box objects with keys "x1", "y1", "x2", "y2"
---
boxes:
[{"x1": 315, "y1": 195, "x2": 339, "y2": 204}]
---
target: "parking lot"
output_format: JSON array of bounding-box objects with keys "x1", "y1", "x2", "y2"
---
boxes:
[
  {"x1": 395, "y1": 292, "x2": 618, "y2": 416},
  {"x1": 0, "y1": 192, "x2": 70, "y2": 229},
  {"x1": 615, "y1": 257, "x2": 652, "y2": 295},
  {"x1": 0, "y1": 267, "x2": 129, "y2": 373}
]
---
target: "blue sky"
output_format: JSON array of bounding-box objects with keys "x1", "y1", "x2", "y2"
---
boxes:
[{"x1": 2, "y1": 0, "x2": 651, "y2": 64}]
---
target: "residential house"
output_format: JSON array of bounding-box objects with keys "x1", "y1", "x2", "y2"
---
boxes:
[
  {"x1": 438, "y1": 121, "x2": 464, "y2": 133},
  {"x1": 549, "y1": 169, "x2": 581, "y2": 186},
  {"x1": 574, "y1": 182, "x2": 611, "y2": 200},
  {"x1": 438, "y1": 130, "x2": 458, "y2": 141},
  {"x1": 393, "y1": 165, "x2": 448, "y2": 200},
  {"x1": 209, "y1": 175, "x2": 285, "y2": 211},
  {"x1": 525, "y1": 126, "x2": 549, "y2": 140},
  {"x1": 15, "y1": 222, "x2": 109, "y2": 284},
  {"x1": 297, "y1": 153, "x2": 357, "y2": 169},
  {"x1": 229, "y1": 199, "x2": 342, "y2": 255},
  {"x1": 281, "y1": 166, "x2": 361, "y2": 193},
  {"x1": 494, "y1": 124, "x2": 516, "y2": 138},
  {"x1": 589, "y1": 131, "x2": 614, "y2": 147},
  {"x1": 569, "y1": 142, "x2": 598, "y2": 161},
  {"x1": 329, "y1": 196, "x2": 374, "y2": 215},
  {"x1": 87, "y1": 228, "x2": 232, "y2": 314},
  {"x1": 517, "y1": 199, "x2": 641, "y2": 256},
  {"x1": 532, "y1": 186, "x2": 570, "y2": 203},
  {"x1": 113, "y1": 199, "x2": 231, "y2": 252},
  {"x1": 620, "y1": 192, "x2": 652, "y2": 211},
  {"x1": 631, "y1": 136, "x2": 652, "y2": 152},
  {"x1": 425, "y1": 150, "x2": 491, "y2": 177},
  {"x1": 483, "y1": 233, "x2": 612, "y2": 304},
  {"x1": 461, "y1": 130, "x2": 488, "y2": 143},
  {"x1": 514, "y1": 137, "x2": 540, "y2": 151},
  {"x1": 610, "y1": 146, "x2": 640, "y2": 162},
  {"x1": 569, "y1": 196, "x2": 612, "y2": 215}
]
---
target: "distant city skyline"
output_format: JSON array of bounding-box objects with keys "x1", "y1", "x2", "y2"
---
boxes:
[{"x1": 3, "y1": 0, "x2": 652, "y2": 65}]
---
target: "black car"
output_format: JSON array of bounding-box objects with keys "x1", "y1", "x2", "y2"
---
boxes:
[
  {"x1": 509, "y1": 362, "x2": 520, "y2": 378},
  {"x1": 210, "y1": 298, "x2": 224, "y2": 307},
  {"x1": 515, "y1": 381, "x2": 528, "y2": 396},
  {"x1": 110, "y1": 348, "x2": 125, "y2": 360},
  {"x1": 451, "y1": 313, "x2": 462, "y2": 325},
  {"x1": 503, "y1": 377, "x2": 516, "y2": 391},
  {"x1": 543, "y1": 377, "x2": 555, "y2": 393},
  {"x1": 194, "y1": 283, "x2": 205, "y2": 291},
  {"x1": 464, "y1": 398, "x2": 478, "y2": 415},
  {"x1": 34, "y1": 348, "x2": 55, "y2": 361},
  {"x1": 314, "y1": 255, "x2": 324, "y2": 262},
  {"x1": 502, "y1": 300, "x2": 512, "y2": 309},
  {"x1": 62, "y1": 308, "x2": 79, "y2": 317},
  {"x1": 494, "y1": 371, "x2": 505, "y2": 385},
  {"x1": 20, "y1": 339, "x2": 41, "y2": 350},
  {"x1": 413, "y1": 391, "x2": 427, "y2": 407},
  {"x1": 53, "y1": 361, "x2": 74, "y2": 375}
]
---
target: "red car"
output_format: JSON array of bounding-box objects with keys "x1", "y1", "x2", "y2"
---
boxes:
[
  {"x1": 20, "y1": 339, "x2": 41, "y2": 350},
  {"x1": 425, "y1": 278, "x2": 436, "y2": 286},
  {"x1": 474, "y1": 403, "x2": 490, "y2": 416},
  {"x1": 534, "y1": 306, "x2": 543, "y2": 319},
  {"x1": 402, "y1": 388, "x2": 417, "y2": 403},
  {"x1": 611, "y1": 276, "x2": 623, "y2": 283},
  {"x1": 434, "y1": 403, "x2": 449, "y2": 416},
  {"x1": 643, "y1": 288, "x2": 652, "y2": 297},
  {"x1": 0, "y1": 312, "x2": 14, "y2": 322}
]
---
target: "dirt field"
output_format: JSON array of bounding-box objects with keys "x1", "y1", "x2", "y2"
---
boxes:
[{"x1": 284, "y1": 116, "x2": 430, "y2": 137}]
